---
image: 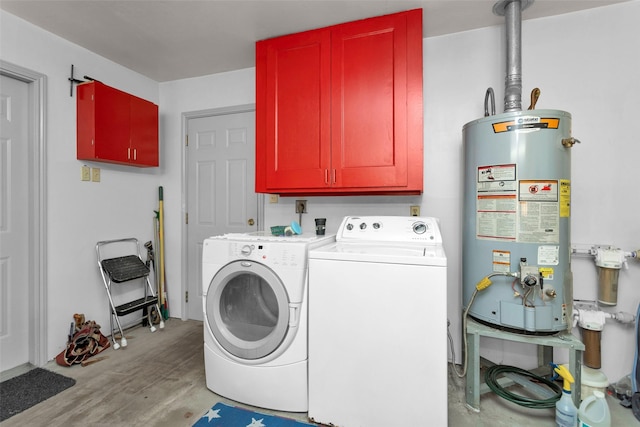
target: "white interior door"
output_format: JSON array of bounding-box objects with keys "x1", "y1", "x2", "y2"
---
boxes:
[
  {"x1": 0, "y1": 74, "x2": 30, "y2": 371},
  {"x1": 186, "y1": 110, "x2": 258, "y2": 320}
]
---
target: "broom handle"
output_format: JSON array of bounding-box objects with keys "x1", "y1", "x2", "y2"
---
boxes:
[{"x1": 159, "y1": 187, "x2": 165, "y2": 307}]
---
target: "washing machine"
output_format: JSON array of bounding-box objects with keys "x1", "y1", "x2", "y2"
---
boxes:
[
  {"x1": 202, "y1": 231, "x2": 335, "y2": 412},
  {"x1": 308, "y1": 216, "x2": 447, "y2": 427}
]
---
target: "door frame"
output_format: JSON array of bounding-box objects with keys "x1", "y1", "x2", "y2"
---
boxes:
[
  {"x1": 180, "y1": 104, "x2": 264, "y2": 320},
  {"x1": 0, "y1": 60, "x2": 47, "y2": 367}
]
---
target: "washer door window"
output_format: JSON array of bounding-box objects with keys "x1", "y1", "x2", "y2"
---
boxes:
[{"x1": 206, "y1": 260, "x2": 289, "y2": 360}]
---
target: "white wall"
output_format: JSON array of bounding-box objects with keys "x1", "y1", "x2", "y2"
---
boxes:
[
  {"x1": 2, "y1": 1, "x2": 639, "y2": 384},
  {"x1": 1, "y1": 11, "x2": 162, "y2": 360}
]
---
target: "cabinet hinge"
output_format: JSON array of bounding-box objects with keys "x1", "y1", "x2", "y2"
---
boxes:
[{"x1": 185, "y1": 291, "x2": 189, "y2": 303}]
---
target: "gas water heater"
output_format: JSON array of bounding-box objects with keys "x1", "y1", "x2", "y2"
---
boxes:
[
  {"x1": 462, "y1": 110, "x2": 575, "y2": 333},
  {"x1": 462, "y1": 0, "x2": 579, "y2": 333}
]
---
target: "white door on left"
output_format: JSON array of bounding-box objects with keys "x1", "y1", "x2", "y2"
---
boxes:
[{"x1": 0, "y1": 75, "x2": 30, "y2": 372}]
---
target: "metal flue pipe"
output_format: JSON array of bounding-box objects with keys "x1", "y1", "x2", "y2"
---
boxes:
[{"x1": 494, "y1": 0, "x2": 533, "y2": 112}]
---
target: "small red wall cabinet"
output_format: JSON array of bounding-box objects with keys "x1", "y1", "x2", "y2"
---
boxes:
[
  {"x1": 256, "y1": 9, "x2": 423, "y2": 195},
  {"x1": 77, "y1": 81, "x2": 159, "y2": 167}
]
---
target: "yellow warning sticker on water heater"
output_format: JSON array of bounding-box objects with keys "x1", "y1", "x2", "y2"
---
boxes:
[
  {"x1": 559, "y1": 180, "x2": 571, "y2": 218},
  {"x1": 539, "y1": 267, "x2": 554, "y2": 280}
]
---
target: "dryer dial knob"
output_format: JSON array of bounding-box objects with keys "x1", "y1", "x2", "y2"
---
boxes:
[
  {"x1": 240, "y1": 245, "x2": 253, "y2": 256},
  {"x1": 346, "y1": 223, "x2": 354, "y2": 231},
  {"x1": 359, "y1": 222, "x2": 367, "y2": 230}
]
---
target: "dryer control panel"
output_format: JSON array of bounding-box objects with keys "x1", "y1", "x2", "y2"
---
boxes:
[{"x1": 228, "y1": 242, "x2": 305, "y2": 268}]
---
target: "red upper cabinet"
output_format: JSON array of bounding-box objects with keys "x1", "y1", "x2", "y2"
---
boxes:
[
  {"x1": 77, "y1": 81, "x2": 159, "y2": 167},
  {"x1": 256, "y1": 9, "x2": 423, "y2": 195}
]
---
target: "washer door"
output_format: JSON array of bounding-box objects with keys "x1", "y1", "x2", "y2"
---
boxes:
[{"x1": 206, "y1": 260, "x2": 290, "y2": 360}]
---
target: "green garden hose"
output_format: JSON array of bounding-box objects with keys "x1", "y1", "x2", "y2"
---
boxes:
[{"x1": 484, "y1": 365, "x2": 562, "y2": 409}]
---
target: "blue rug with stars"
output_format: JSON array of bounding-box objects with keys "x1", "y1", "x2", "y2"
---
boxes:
[{"x1": 192, "y1": 402, "x2": 317, "y2": 427}]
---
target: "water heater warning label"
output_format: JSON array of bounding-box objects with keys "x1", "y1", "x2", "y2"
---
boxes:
[
  {"x1": 476, "y1": 167, "x2": 561, "y2": 244},
  {"x1": 559, "y1": 180, "x2": 571, "y2": 218},
  {"x1": 518, "y1": 180, "x2": 560, "y2": 244},
  {"x1": 476, "y1": 164, "x2": 517, "y2": 241},
  {"x1": 492, "y1": 250, "x2": 511, "y2": 273}
]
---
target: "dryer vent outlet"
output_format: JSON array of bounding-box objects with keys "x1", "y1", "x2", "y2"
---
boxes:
[{"x1": 295, "y1": 200, "x2": 307, "y2": 214}]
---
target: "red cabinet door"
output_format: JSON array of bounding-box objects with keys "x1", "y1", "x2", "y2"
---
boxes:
[
  {"x1": 256, "y1": 27, "x2": 331, "y2": 191},
  {"x1": 77, "y1": 82, "x2": 130, "y2": 163},
  {"x1": 94, "y1": 82, "x2": 131, "y2": 163},
  {"x1": 130, "y1": 96, "x2": 159, "y2": 167},
  {"x1": 331, "y1": 10, "x2": 422, "y2": 192}
]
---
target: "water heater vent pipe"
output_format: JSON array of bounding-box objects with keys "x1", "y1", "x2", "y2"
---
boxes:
[{"x1": 493, "y1": 0, "x2": 534, "y2": 112}]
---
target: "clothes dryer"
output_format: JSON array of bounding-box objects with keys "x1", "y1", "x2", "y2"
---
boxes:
[
  {"x1": 308, "y1": 216, "x2": 447, "y2": 426},
  {"x1": 202, "y1": 232, "x2": 335, "y2": 412}
]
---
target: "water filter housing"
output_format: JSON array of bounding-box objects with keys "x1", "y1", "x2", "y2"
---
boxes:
[{"x1": 462, "y1": 109, "x2": 574, "y2": 333}]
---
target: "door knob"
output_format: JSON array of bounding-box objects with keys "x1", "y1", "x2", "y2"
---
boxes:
[{"x1": 248, "y1": 218, "x2": 255, "y2": 226}]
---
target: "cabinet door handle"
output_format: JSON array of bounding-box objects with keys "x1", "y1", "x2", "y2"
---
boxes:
[
  {"x1": 325, "y1": 169, "x2": 329, "y2": 185},
  {"x1": 127, "y1": 147, "x2": 131, "y2": 160},
  {"x1": 332, "y1": 169, "x2": 336, "y2": 185},
  {"x1": 133, "y1": 148, "x2": 137, "y2": 161}
]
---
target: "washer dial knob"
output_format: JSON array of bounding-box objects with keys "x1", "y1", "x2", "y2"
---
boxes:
[{"x1": 413, "y1": 222, "x2": 428, "y2": 234}]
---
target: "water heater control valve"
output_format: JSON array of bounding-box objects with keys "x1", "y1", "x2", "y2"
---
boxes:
[{"x1": 519, "y1": 261, "x2": 540, "y2": 287}]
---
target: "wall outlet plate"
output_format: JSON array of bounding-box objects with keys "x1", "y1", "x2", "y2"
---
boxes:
[
  {"x1": 91, "y1": 167, "x2": 101, "y2": 182},
  {"x1": 410, "y1": 205, "x2": 420, "y2": 216},
  {"x1": 295, "y1": 200, "x2": 307, "y2": 214}
]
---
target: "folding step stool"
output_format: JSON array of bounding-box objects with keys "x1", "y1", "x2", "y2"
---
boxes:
[{"x1": 96, "y1": 238, "x2": 165, "y2": 349}]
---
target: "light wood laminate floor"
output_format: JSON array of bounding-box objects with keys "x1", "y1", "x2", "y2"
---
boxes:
[{"x1": 1, "y1": 319, "x2": 637, "y2": 426}]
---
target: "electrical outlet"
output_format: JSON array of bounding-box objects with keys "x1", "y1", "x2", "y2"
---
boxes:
[
  {"x1": 295, "y1": 200, "x2": 307, "y2": 214},
  {"x1": 410, "y1": 205, "x2": 420, "y2": 216},
  {"x1": 81, "y1": 165, "x2": 90, "y2": 181},
  {"x1": 91, "y1": 167, "x2": 101, "y2": 182},
  {"x1": 269, "y1": 194, "x2": 279, "y2": 204}
]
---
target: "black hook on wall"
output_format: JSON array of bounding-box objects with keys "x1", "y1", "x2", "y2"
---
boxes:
[
  {"x1": 68, "y1": 64, "x2": 85, "y2": 97},
  {"x1": 68, "y1": 64, "x2": 98, "y2": 97}
]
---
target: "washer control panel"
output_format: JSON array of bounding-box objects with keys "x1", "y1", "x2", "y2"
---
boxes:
[{"x1": 339, "y1": 216, "x2": 442, "y2": 244}]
